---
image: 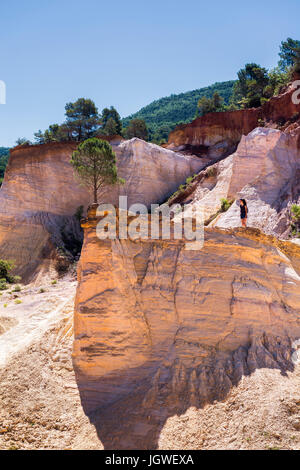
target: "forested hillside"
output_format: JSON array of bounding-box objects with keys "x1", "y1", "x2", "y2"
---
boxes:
[{"x1": 122, "y1": 81, "x2": 235, "y2": 142}]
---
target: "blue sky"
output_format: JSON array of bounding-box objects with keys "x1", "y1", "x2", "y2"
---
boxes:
[{"x1": 0, "y1": 0, "x2": 299, "y2": 147}]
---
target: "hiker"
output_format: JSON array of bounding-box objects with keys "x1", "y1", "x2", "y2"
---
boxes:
[{"x1": 239, "y1": 199, "x2": 248, "y2": 227}]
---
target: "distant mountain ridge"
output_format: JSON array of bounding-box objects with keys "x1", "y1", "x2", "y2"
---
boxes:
[{"x1": 122, "y1": 80, "x2": 236, "y2": 141}]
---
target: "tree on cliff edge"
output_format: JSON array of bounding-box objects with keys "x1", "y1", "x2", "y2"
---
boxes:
[
  {"x1": 70, "y1": 138, "x2": 123, "y2": 204},
  {"x1": 65, "y1": 98, "x2": 100, "y2": 141},
  {"x1": 279, "y1": 38, "x2": 300, "y2": 72},
  {"x1": 125, "y1": 118, "x2": 148, "y2": 140}
]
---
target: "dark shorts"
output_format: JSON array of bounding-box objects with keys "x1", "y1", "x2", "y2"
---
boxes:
[{"x1": 241, "y1": 215, "x2": 247, "y2": 219}]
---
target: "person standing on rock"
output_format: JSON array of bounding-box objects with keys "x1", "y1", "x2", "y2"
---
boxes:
[{"x1": 239, "y1": 199, "x2": 248, "y2": 227}]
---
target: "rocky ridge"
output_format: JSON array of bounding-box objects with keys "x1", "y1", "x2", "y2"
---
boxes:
[{"x1": 0, "y1": 139, "x2": 205, "y2": 280}]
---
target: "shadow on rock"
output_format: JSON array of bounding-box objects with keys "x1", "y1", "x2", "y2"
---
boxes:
[{"x1": 74, "y1": 333, "x2": 296, "y2": 449}]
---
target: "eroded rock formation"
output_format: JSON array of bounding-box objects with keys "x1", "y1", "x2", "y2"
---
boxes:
[
  {"x1": 167, "y1": 108, "x2": 260, "y2": 157},
  {"x1": 167, "y1": 83, "x2": 300, "y2": 156},
  {"x1": 73, "y1": 206, "x2": 300, "y2": 448},
  {"x1": 171, "y1": 127, "x2": 300, "y2": 237},
  {"x1": 0, "y1": 139, "x2": 205, "y2": 279}
]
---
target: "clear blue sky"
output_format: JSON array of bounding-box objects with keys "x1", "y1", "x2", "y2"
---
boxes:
[{"x1": 0, "y1": 0, "x2": 299, "y2": 147}]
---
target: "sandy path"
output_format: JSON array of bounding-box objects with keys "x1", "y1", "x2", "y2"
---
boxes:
[{"x1": 0, "y1": 283, "x2": 75, "y2": 367}]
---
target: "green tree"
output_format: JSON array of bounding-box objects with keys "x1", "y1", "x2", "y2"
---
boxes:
[
  {"x1": 197, "y1": 96, "x2": 215, "y2": 116},
  {"x1": 267, "y1": 67, "x2": 290, "y2": 96},
  {"x1": 15, "y1": 137, "x2": 32, "y2": 146},
  {"x1": 34, "y1": 130, "x2": 45, "y2": 144},
  {"x1": 197, "y1": 92, "x2": 224, "y2": 116},
  {"x1": 212, "y1": 91, "x2": 224, "y2": 109},
  {"x1": 121, "y1": 81, "x2": 236, "y2": 140},
  {"x1": 125, "y1": 118, "x2": 148, "y2": 140},
  {"x1": 100, "y1": 117, "x2": 118, "y2": 136},
  {"x1": 34, "y1": 123, "x2": 72, "y2": 144},
  {"x1": 101, "y1": 106, "x2": 122, "y2": 135},
  {"x1": 65, "y1": 98, "x2": 100, "y2": 141},
  {"x1": 70, "y1": 138, "x2": 122, "y2": 204},
  {"x1": 0, "y1": 148, "x2": 9, "y2": 186},
  {"x1": 45, "y1": 124, "x2": 71, "y2": 143},
  {"x1": 232, "y1": 63, "x2": 269, "y2": 108},
  {"x1": 151, "y1": 124, "x2": 174, "y2": 144},
  {"x1": 279, "y1": 38, "x2": 300, "y2": 71}
]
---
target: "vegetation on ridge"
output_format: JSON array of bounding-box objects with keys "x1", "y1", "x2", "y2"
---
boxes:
[
  {"x1": 122, "y1": 80, "x2": 236, "y2": 143},
  {"x1": 0, "y1": 147, "x2": 9, "y2": 186},
  {"x1": 7, "y1": 36, "x2": 300, "y2": 154}
]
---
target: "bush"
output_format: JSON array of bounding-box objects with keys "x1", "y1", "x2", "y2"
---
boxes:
[
  {"x1": 74, "y1": 205, "x2": 84, "y2": 222},
  {"x1": 220, "y1": 198, "x2": 233, "y2": 212},
  {"x1": 14, "y1": 299, "x2": 22, "y2": 304},
  {"x1": 185, "y1": 176, "x2": 194, "y2": 185},
  {"x1": 290, "y1": 204, "x2": 300, "y2": 237},
  {"x1": 0, "y1": 260, "x2": 21, "y2": 284},
  {"x1": 13, "y1": 285, "x2": 21, "y2": 292},
  {"x1": 291, "y1": 204, "x2": 300, "y2": 221},
  {"x1": 0, "y1": 260, "x2": 14, "y2": 280},
  {"x1": 0, "y1": 278, "x2": 7, "y2": 290},
  {"x1": 205, "y1": 167, "x2": 217, "y2": 178}
]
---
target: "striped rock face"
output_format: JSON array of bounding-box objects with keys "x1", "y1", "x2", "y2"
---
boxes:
[
  {"x1": 167, "y1": 83, "x2": 300, "y2": 156},
  {"x1": 73, "y1": 207, "x2": 300, "y2": 448},
  {"x1": 0, "y1": 139, "x2": 204, "y2": 280}
]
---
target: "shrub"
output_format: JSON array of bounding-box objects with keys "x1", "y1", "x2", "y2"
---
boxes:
[
  {"x1": 14, "y1": 299, "x2": 22, "y2": 304},
  {"x1": 260, "y1": 97, "x2": 269, "y2": 105},
  {"x1": 290, "y1": 204, "x2": 300, "y2": 237},
  {"x1": 39, "y1": 288, "x2": 45, "y2": 293},
  {"x1": 74, "y1": 205, "x2": 84, "y2": 222},
  {"x1": 185, "y1": 176, "x2": 193, "y2": 185},
  {"x1": 291, "y1": 204, "x2": 300, "y2": 221},
  {"x1": 0, "y1": 278, "x2": 7, "y2": 290},
  {"x1": 205, "y1": 166, "x2": 217, "y2": 178},
  {"x1": 51, "y1": 280, "x2": 57, "y2": 285},
  {"x1": 220, "y1": 198, "x2": 233, "y2": 212},
  {"x1": 0, "y1": 260, "x2": 21, "y2": 284},
  {"x1": 0, "y1": 260, "x2": 14, "y2": 280},
  {"x1": 13, "y1": 285, "x2": 21, "y2": 292}
]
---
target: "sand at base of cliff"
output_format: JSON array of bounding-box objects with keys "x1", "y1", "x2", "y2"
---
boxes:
[{"x1": 0, "y1": 276, "x2": 299, "y2": 450}]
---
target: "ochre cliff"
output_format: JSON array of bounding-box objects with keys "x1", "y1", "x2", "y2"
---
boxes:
[
  {"x1": 73, "y1": 206, "x2": 300, "y2": 448},
  {"x1": 167, "y1": 83, "x2": 300, "y2": 155},
  {"x1": 167, "y1": 108, "x2": 260, "y2": 156},
  {"x1": 0, "y1": 139, "x2": 205, "y2": 279},
  {"x1": 170, "y1": 127, "x2": 300, "y2": 237},
  {"x1": 0, "y1": 142, "x2": 89, "y2": 279}
]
